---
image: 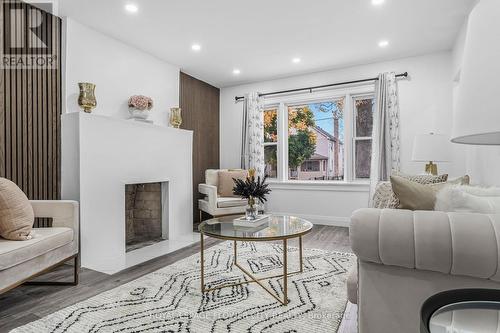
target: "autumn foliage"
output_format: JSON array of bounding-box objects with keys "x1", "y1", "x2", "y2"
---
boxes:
[{"x1": 263, "y1": 106, "x2": 317, "y2": 169}]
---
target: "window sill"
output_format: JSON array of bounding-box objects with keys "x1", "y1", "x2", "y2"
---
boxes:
[{"x1": 266, "y1": 180, "x2": 370, "y2": 192}]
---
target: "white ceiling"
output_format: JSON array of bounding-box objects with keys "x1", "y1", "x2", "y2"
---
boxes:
[{"x1": 59, "y1": 0, "x2": 475, "y2": 88}]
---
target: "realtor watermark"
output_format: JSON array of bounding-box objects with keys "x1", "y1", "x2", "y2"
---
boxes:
[
  {"x1": 1, "y1": 1, "x2": 57, "y2": 69},
  {"x1": 148, "y1": 310, "x2": 339, "y2": 321}
]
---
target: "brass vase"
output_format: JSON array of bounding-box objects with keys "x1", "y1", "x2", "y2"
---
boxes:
[
  {"x1": 170, "y1": 107, "x2": 182, "y2": 128},
  {"x1": 78, "y1": 82, "x2": 96, "y2": 113}
]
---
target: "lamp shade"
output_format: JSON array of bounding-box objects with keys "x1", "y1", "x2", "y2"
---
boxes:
[
  {"x1": 412, "y1": 134, "x2": 451, "y2": 162},
  {"x1": 452, "y1": 0, "x2": 500, "y2": 145}
]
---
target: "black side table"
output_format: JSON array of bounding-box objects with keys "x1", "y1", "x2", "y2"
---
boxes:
[{"x1": 421, "y1": 289, "x2": 500, "y2": 333}]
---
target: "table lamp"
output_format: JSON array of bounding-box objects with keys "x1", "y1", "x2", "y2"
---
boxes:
[
  {"x1": 412, "y1": 133, "x2": 451, "y2": 175},
  {"x1": 452, "y1": 0, "x2": 500, "y2": 145}
]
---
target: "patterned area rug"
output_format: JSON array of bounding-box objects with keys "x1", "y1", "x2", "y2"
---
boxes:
[{"x1": 12, "y1": 242, "x2": 355, "y2": 333}]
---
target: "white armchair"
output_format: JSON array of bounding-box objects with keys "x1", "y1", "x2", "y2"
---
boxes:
[
  {"x1": 0, "y1": 200, "x2": 79, "y2": 294},
  {"x1": 198, "y1": 169, "x2": 246, "y2": 220}
]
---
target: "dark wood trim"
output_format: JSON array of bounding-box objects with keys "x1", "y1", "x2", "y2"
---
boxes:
[
  {"x1": 179, "y1": 72, "x2": 220, "y2": 225},
  {"x1": 0, "y1": 2, "x2": 62, "y2": 227}
]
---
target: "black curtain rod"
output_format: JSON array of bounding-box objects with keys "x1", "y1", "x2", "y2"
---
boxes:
[{"x1": 234, "y1": 72, "x2": 408, "y2": 102}]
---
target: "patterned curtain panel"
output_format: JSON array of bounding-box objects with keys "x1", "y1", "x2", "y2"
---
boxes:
[
  {"x1": 240, "y1": 93, "x2": 265, "y2": 177},
  {"x1": 369, "y1": 72, "x2": 401, "y2": 203}
]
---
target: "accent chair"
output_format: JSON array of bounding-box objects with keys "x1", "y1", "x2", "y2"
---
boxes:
[{"x1": 198, "y1": 169, "x2": 246, "y2": 220}]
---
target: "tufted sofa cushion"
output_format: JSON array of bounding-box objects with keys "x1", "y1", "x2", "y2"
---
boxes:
[{"x1": 350, "y1": 208, "x2": 500, "y2": 281}]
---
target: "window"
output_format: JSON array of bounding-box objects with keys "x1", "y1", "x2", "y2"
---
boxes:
[
  {"x1": 264, "y1": 107, "x2": 278, "y2": 178},
  {"x1": 301, "y1": 160, "x2": 320, "y2": 172},
  {"x1": 353, "y1": 97, "x2": 374, "y2": 179},
  {"x1": 287, "y1": 100, "x2": 344, "y2": 181},
  {"x1": 263, "y1": 86, "x2": 374, "y2": 182}
]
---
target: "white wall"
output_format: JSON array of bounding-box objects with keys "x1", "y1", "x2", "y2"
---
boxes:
[
  {"x1": 452, "y1": 18, "x2": 500, "y2": 186},
  {"x1": 220, "y1": 52, "x2": 467, "y2": 225},
  {"x1": 63, "y1": 18, "x2": 179, "y2": 127}
]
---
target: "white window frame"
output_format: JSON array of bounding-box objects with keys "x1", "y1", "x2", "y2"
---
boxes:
[
  {"x1": 352, "y1": 94, "x2": 376, "y2": 180},
  {"x1": 263, "y1": 84, "x2": 375, "y2": 184},
  {"x1": 263, "y1": 104, "x2": 280, "y2": 179}
]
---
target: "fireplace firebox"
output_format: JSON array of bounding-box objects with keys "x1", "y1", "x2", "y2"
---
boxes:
[{"x1": 125, "y1": 182, "x2": 166, "y2": 252}]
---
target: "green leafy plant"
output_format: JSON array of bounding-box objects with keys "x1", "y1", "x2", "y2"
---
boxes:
[{"x1": 232, "y1": 173, "x2": 271, "y2": 205}]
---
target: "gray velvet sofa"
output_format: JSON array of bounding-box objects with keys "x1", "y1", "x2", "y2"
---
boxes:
[
  {"x1": 0, "y1": 200, "x2": 79, "y2": 294},
  {"x1": 349, "y1": 208, "x2": 500, "y2": 333}
]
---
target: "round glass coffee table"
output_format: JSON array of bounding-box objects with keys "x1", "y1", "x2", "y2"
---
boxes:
[{"x1": 198, "y1": 215, "x2": 313, "y2": 305}]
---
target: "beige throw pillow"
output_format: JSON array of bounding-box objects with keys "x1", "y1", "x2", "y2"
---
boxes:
[
  {"x1": 372, "y1": 173, "x2": 449, "y2": 209},
  {"x1": 390, "y1": 175, "x2": 470, "y2": 211},
  {"x1": 0, "y1": 178, "x2": 34, "y2": 240},
  {"x1": 218, "y1": 170, "x2": 248, "y2": 197}
]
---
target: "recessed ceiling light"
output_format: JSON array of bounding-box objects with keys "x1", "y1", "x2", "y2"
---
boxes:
[
  {"x1": 292, "y1": 57, "x2": 301, "y2": 64},
  {"x1": 191, "y1": 44, "x2": 201, "y2": 51},
  {"x1": 125, "y1": 3, "x2": 138, "y2": 13},
  {"x1": 232, "y1": 69, "x2": 241, "y2": 75},
  {"x1": 378, "y1": 40, "x2": 389, "y2": 48},
  {"x1": 372, "y1": 0, "x2": 385, "y2": 5}
]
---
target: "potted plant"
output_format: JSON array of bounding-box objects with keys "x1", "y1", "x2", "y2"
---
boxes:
[
  {"x1": 232, "y1": 169, "x2": 271, "y2": 220},
  {"x1": 128, "y1": 95, "x2": 153, "y2": 120}
]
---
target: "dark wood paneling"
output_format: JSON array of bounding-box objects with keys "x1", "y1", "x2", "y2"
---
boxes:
[
  {"x1": 1, "y1": 2, "x2": 62, "y2": 227},
  {"x1": 179, "y1": 72, "x2": 220, "y2": 224}
]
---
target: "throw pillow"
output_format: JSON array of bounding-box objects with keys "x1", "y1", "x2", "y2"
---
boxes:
[
  {"x1": 0, "y1": 178, "x2": 34, "y2": 240},
  {"x1": 372, "y1": 182, "x2": 400, "y2": 209},
  {"x1": 218, "y1": 170, "x2": 248, "y2": 197},
  {"x1": 390, "y1": 176, "x2": 438, "y2": 210},
  {"x1": 372, "y1": 172, "x2": 449, "y2": 209},
  {"x1": 391, "y1": 175, "x2": 471, "y2": 211},
  {"x1": 435, "y1": 185, "x2": 500, "y2": 213}
]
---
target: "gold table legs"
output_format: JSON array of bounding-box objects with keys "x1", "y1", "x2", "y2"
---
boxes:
[{"x1": 200, "y1": 234, "x2": 304, "y2": 306}]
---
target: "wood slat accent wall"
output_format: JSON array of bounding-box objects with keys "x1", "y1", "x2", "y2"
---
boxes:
[
  {"x1": 179, "y1": 72, "x2": 220, "y2": 225},
  {"x1": 1, "y1": 2, "x2": 62, "y2": 227}
]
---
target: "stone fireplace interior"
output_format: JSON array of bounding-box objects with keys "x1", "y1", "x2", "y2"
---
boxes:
[{"x1": 126, "y1": 182, "x2": 165, "y2": 252}]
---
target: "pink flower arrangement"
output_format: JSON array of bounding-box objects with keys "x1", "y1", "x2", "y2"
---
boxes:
[{"x1": 128, "y1": 95, "x2": 153, "y2": 111}]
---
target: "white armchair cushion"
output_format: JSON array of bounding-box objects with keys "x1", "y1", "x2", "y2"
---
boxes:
[
  {"x1": 217, "y1": 197, "x2": 247, "y2": 208},
  {"x1": 0, "y1": 227, "x2": 73, "y2": 270}
]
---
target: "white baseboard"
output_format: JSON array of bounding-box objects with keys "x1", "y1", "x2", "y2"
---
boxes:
[{"x1": 269, "y1": 211, "x2": 350, "y2": 228}]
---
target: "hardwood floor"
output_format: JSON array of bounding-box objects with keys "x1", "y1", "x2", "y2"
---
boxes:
[{"x1": 0, "y1": 225, "x2": 353, "y2": 332}]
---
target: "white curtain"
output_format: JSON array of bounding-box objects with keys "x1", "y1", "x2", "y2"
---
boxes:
[
  {"x1": 369, "y1": 72, "x2": 401, "y2": 200},
  {"x1": 241, "y1": 92, "x2": 265, "y2": 177}
]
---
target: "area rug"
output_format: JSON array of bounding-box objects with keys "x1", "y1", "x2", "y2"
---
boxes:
[{"x1": 12, "y1": 242, "x2": 355, "y2": 333}]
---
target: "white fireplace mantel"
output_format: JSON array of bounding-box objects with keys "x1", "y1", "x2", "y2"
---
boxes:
[{"x1": 62, "y1": 112, "x2": 194, "y2": 274}]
